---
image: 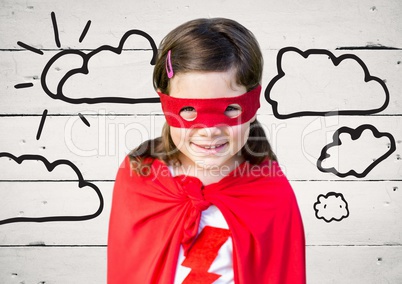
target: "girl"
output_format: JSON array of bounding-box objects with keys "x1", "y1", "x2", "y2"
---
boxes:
[{"x1": 108, "y1": 18, "x2": 305, "y2": 284}]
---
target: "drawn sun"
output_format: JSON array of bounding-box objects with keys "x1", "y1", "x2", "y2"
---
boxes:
[
  {"x1": 14, "y1": 11, "x2": 158, "y2": 140},
  {"x1": 14, "y1": 12, "x2": 92, "y2": 140}
]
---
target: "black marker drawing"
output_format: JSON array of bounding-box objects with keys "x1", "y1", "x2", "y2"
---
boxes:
[
  {"x1": 317, "y1": 124, "x2": 396, "y2": 178},
  {"x1": 16, "y1": 11, "x2": 159, "y2": 104},
  {"x1": 16, "y1": 41, "x2": 44, "y2": 55},
  {"x1": 14, "y1": 83, "x2": 34, "y2": 89},
  {"x1": 0, "y1": 152, "x2": 104, "y2": 225},
  {"x1": 40, "y1": 31, "x2": 159, "y2": 104},
  {"x1": 78, "y1": 113, "x2": 91, "y2": 127},
  {"x1": 79, "y1": 20, "x2": 91, "y2": 43},
  {"x1": 51, "y1": 11, "x2": 61, "y2": 48},
  {"x1": 36, "y1": 109, "x2": 48, "y2": 140},
  {"x1": 14, "y1": 11, "x2": 160, "y2": 139},
  {"x1": 336, "y1": 44, "x2": 402, "y2": 50},
  {"x1": 265, "y1": 47, "x2": 390, "y2": 119},
  {"x1": 314, "y1": 192, "x2": 349, "y2": 223}
]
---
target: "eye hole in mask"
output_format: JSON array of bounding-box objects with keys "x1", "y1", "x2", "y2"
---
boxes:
[
  {"x1": 224, "y1": 104, "x2": 242, "y2": 118},
  {"x1": 179, "y1": 106, "x2": 197, "y2": 121},
  {"x1": 179, "y1": 104, "x2": 243, "y2": 122}
]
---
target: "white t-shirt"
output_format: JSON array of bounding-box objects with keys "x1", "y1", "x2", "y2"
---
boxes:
[
  {"x1": 169, "y1": 167, "x2": 234, "y2": 284},
  {"x1": 174, "y1": 205, "x2": 234, "y2": 284}
]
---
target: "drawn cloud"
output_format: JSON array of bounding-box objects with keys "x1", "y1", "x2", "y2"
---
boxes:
[
  {"x1": 317, "y1": 124, "x2": 396, "y2": 178},
  {"x1": 0, "y1": 152, "x2": 103, "y2": 225},
  {"x1": 265, "y1": 47, "x2": 389, "y2": 119},
  {"x1": 40, "y1": 30, "x2": 160, "y2": 104},
  {"x1": 314, "y1": 192, "x2": 349, "y2": 222}
]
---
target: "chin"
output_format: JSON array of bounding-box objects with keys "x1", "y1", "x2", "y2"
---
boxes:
[{"x1": 192, "y1": 155, "x2": 239, "y2": 170}]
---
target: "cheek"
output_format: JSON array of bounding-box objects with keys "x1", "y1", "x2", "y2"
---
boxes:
[
  {"x1": 170, "y1": 127, "x2": 189, "y2": 150},
  {"x1": 230, "y1": 123, "x2": 250, "y2": 147}
]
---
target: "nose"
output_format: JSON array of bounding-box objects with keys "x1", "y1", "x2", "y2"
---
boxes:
[{"x1": 197, "y1": 126, "x2": 222, "y2": 137}]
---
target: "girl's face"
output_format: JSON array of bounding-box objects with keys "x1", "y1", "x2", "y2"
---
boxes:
[{"x1": 168, "y1": 69, "x2": 255, "y2": 171}]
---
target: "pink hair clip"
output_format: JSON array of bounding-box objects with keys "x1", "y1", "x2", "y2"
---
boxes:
[{"x1": 165, "y1": 50, "x2": 174, "y2": 79}]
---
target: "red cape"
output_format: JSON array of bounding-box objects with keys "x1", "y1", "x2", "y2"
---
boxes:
[{"x1": 108, "y1": 156, "x2": 305, "y2": 283}]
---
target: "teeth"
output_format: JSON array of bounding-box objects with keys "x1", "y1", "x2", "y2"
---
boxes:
[
  {"x1": 192, "y1": 142, "x2": 227, "y2": 150},
  {"x1": 202, "y1": 144, "x2": 223, "y2": 149}
]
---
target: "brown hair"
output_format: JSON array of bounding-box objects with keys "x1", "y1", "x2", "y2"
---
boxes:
[
  {"x1": 153, "y1": 18, "x2": 262, "y2": 94},
  {"x1": 130, "y1": 18, "x2": 276, "y2": 172}
]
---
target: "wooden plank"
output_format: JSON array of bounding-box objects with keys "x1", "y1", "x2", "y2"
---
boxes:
[
  {"x1": 0, "y1": 115, "x2": 164, "y2": 181},
  {"x1": 0, "y1": 181, "x2": 400, "y2": 246},
  {"x1": 1, "y1": 50, "x2": 401, "y2": 115},
  {"x1": 0, "y1": 246, "x2": 401, "y2": 284},
  {"x1": 1, "y1": 0, "x2": 402, "y2": 49},
  {"x1": 0, "y1": 182, "x2": 112, "y2": 245},
  {"x1": 0, "y1": 247, "x2": 106, "y2": 284},
  {"x1": 1, "y1": 115, "x2": 400, "y2": 180},
  {"x1": 293, "y1": 181, "x2": 402, "y2": 246},
  {"x1": 306, "y1": 245, "x2": 402, "y2": 284},
  {"x1": 269, "y1": 115, "x2": 402, "y2": 181},
  {"x1": 1, "y1": 50, "x2": 161, "y2": 115}
]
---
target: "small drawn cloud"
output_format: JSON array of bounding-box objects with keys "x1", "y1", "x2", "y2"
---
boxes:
[
  {"x1": 314, "y1": 192, "x2": 349, "y2": 222},
  {"x1": 265, "y1": 47, "x2": 389, "y2": 119},
  {"x1": 41, "y1": 30, "x2": 160, "y2": 104},
  {"x1": 0, "y1": 152, "x2": 103, "y2": 225},
  {"x1": 317, "y1": 124, "x2": 396, "y2": 178}
]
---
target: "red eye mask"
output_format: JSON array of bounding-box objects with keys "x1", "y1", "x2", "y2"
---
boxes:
[{"x1": 158, "y1": 85, "x2": 261, "y2": 128}]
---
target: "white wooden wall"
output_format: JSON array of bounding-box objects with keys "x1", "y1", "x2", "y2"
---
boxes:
[{"x1": 1, "y1": 0, "x2": 401, "y2": 283}]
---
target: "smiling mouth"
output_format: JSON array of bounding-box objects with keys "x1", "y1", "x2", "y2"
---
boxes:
[{"x1": 191, "y1": 142, "x2": 228, "y2": 151}]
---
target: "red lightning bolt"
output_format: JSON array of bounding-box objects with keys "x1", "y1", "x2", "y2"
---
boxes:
[{"x1": 182, "y1": 226, "x2": 231, "y2": 284}]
